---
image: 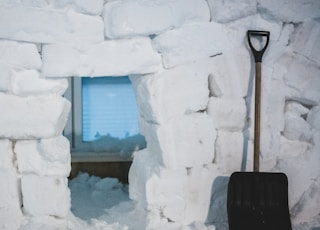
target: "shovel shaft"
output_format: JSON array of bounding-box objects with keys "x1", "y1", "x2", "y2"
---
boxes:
[{"x1": 254, "y1": 62, "x2": 261, "y2": 172}]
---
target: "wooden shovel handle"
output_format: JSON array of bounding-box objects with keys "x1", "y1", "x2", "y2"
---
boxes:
[{"x1": 247, "y1": 30, "x2": 270, "y2": 172}]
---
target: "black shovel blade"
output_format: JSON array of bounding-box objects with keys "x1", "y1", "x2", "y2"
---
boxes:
[{"x1": 227, "y1": 172, "x2": 292, "y2": 230}]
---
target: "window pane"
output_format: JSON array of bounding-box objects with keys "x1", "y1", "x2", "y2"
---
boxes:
[{"x1": 82, "y1": 76, "x2": 140, "y2": 142}]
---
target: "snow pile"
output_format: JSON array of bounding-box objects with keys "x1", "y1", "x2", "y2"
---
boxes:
[{"x1": 0, "y1": 0, "x2": 319, "y2": 229}]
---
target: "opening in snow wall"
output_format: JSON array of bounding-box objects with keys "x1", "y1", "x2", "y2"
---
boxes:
[{"x1": 0, "y1": 0, "x2": 319, "y2": 229}]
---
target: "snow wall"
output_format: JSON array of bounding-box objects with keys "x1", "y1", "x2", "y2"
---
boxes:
[{"x1": 0, "y1": 0, "x2": 319, "y2": 229}]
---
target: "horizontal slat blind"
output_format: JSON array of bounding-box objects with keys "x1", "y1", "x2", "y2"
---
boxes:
[{"x1": 82, "y1": 76, "x2": 140, "y2": 142}]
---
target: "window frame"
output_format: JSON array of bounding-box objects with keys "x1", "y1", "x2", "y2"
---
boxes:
[{"x1": 64, "y1": 77, "x2": 135, "y2": 163}]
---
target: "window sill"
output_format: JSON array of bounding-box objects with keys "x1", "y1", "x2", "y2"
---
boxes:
[{"x1": 71, "y1": 151, "x2": 133, "y2": 163}]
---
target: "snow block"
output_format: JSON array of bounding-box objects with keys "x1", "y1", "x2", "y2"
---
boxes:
[
  {"x1": 41, "y1": 37, "x2": 162, "y2": 77},
  {"x1": 282, "y1": 54, "x2": 320, "y2": 104},
  {"x1": 291, "y1": 20, "x2": 320, "y2": 65},
  {"x1": 130, "y1": 58, "x2": 213, "y2": 124},
  {"x1": 207, "y1": 0, "x2": 256, "y2": 23},
  {"x1": 0, "y1": 40, "x2": 41, "y2": 69},
  {"x1": 21, "y1": 174, "x2": 70, "y2": 217},
  {"x1": 283, "y1": 114, "x2": 312, "y2": 142},
  {"x1": 207, "y1": 97, "x2": 246, "y2": 131},
  {"x1": 103, "y1": 0, "x2": 210, "y2": 38},
  {"x1": 215, "y1": 131, "x2": 244, "y2": 174},
  {"x1": 224, "y1": 14, "x2": 282, "y2": 49},
  {"x1": 0, "y1": 169, "x2": 23, "y2": 230},
  {"x1": 11, "y1": 70, "x2": 68, "y2": 96},
  {"x1": 0, "y1": 139, "x2": 13, "y2": 169},
  {"x1": 185, "y1": 164, "x2": 221, "y2": 223},
  {"x1": 279, "y1": 135, "x2": 311, "y2": 159},
  {"x1": 307, "y1": 106, "x2": 320, "y2": 131},
  {"x1": 145, "y1": 168, "x2": 188, "y2": 222},
  {"x1": 258, "y1": 0, "x2": 320, "y2": 23},
  {"x1": 0, "y1": 93, "x2": 70, "y2": 139},
  {"x1": 129, "y1": 149, "x2": 159, "y2": 207},
  {"x1": 152, "y1": 22, "x2": 229, "y2": 68},
  {"x1": 140, "y1": 113, "x2": 216, "y2": 169},
  {"x1": 0, "y1": 4, "x2": 104, "y2": 44},
  {"x1": 0, "y1": 0, "x2": 103, "y2": 15},
  {"x1": 208, "y1": 48, "x2": 251, "y2": 98},
  {"x1": 0, "y1": 63, "x2": 12, "y2": 93},
  {"x1": 15, "y1": 136, "x2": 71, "y2": 177}
]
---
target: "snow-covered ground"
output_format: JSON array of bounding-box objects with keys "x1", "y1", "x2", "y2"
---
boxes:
[{"x1": 67, "y1": 172, "x2": 216, "y2": 230}]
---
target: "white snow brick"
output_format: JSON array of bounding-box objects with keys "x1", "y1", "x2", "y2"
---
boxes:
[
  {"x1": 307, "y1": 106, "x2": 320, "y2": 131},
  {"x1": 208, "y1": 48, "x2": 251, "y2": 98},
  {"x1": 152, "y1": 22, "x2": 229, "y2": 68},
  {"x1": 207, "y1": 97, "x2": 246, "y2": 131},
  {"x1": 0, "y1": 139, "x2": 14, "y2": 169},
  {"x1": 0, "y1": 0, "x2": 103, "y2": 15},
  {"x1": 279, "y1": 135, "x2": 311, "y2": 159},
  {"x1": 129, "y1": 149, "x2": 160, "y2": 206},
  {"x1": 11, "y1": 70, "x2": 68, "y2": 96},
  {"x1": 207, "y1": 0, "x2": 256, "y2": 23},
  {"x1": 0, "y1": 169, "x2": 23, "y2": 230},
  {"x1": 21, "y1": 174, "x2": 70, "y2": 217},
  {"x1": 224, "y1": 14, "x2": 282, "y2": 49},
  {"x1": 146, "y1": 168, "x2": 188, "y2": 222},
  {"x1": 185, "y1": 164, "x2": 221, "y2": 223},
  {"x1": 0, "y1": 40, "x2": 41, "y2": 69},
  {"x1": 15, "y1": 136, "x2": 71, "y2": 177},
  {"x1": 0, "y1": 4, "x2": 104, "y2": 44},
  {"x1": 215, "y1": 131, "x2": 244, "y2": 174},
  {"x1": 140, "y1": 113, "x2": 216, "y2": 169},
  {"x1": 0, "y1": 93, "x2": 70, "y2": 139},
  {"x1": 103, "y1": 0, "x2": 210, "y2": 38},
  {"x1": 0, "y1": 63, "x2": 12, "y2": 93},
  {"x1": 291, "y1": 20, "x2": 320, "y2": 65},
  {"x1": 283, "y1": 54, "x2": 320, "y2": 104},
  {"x1": 258, "y1": 0, "x2": 320, "y2": 23},
  {"x1": 41, "y1": 37, "x2": 162, "y2": 77},
  {"x1": 129, "y1": 150, "x2": 188, "y2": 222},
  {"x1": 130, "y1": 58, "x2": 212, "y2": 124}
]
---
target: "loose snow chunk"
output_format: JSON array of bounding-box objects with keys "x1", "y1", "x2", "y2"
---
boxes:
[
  {"x1": 208, "y1": 0, "x2": 257, "y2": 23},
  {"x1": 41, "y1": 37, "x2": 162, "y2": 77},
  {"x1": 258, "y1": 0, "x2": 320, "y2": 23},
  {"x1": 103, "y1": 0, "x2": 210, "y2": 38},
  {"x1": 0, "y1": 93, "x2": 70, "y2": 139},
  {"x1": 15, "y1": 136, "x2": 71, "y2": 177},
  {"x1": 0, "y1": 4, "x2": 104, "y2": 44},
  {"x1": 152, "y1": 22, "x2": 229, "y2": 68},
  {"x1": 21, "y1": 175, "x2": 70, "y2": 217},
  {"x1": 207, "y1": 97, "x2": 246, "y2": 131},
  {"x1": 11, "y1": 70, "x2": 68, "y2": 96},
  {"x1": 0, "y1": 40, "x2": 41, "y2": 69},
  {"x1": 130, "y1": 58, "x2": 212, "y2": 124}
]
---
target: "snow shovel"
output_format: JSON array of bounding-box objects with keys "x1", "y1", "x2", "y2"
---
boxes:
[{"x1": 226, "y1": 30, "x2": 292, "y2": 230}]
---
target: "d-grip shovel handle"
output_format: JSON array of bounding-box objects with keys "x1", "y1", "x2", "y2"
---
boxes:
[
  {"x1": 247, "y1": 30, "x2": 270, "y2": 63},
  {"x1": 247, "y1": 30, "x2": 270, "y2": 172}
]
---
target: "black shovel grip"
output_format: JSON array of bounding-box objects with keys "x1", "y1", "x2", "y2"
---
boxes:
[{"x1": 247, "y1": 30, "x2": 270, "y2": 63}]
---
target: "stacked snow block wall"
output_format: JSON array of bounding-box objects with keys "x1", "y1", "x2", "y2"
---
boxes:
[{"x1": 0, "y1": 0, "x2": 319, "y2": 229}]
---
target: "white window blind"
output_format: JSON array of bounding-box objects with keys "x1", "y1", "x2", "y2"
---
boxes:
[{"x1": 82, "y1": 76, "x2": 140, "y2": 142}]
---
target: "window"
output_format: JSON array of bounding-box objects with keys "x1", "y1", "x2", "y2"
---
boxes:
[{"x1": 64, "y1": 76, "x2": 146, "y2": 162}]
